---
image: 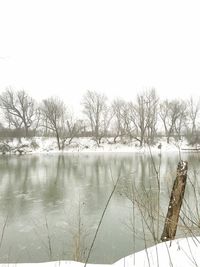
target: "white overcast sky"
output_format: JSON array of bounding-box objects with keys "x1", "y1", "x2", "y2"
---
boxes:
[{"x1": 0, "y1": 0, "x2": 200, "y2": 111}]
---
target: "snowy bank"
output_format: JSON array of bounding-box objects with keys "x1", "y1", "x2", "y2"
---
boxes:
[
  {"x1": 115, "y1": 236, "x2": 200, "y2": 267},
  {"x1": 1, "y1": 236, "x2": 200, "y2": 267},
  {"x1": 0, "y1": 137, "x2": 197, "y2": 154}
]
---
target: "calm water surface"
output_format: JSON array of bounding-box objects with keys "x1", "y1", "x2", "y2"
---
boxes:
[{"x1": 0, "y1": 152, "x2": 200, "y2": 263}]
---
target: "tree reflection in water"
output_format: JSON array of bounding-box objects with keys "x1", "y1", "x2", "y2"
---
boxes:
[{"x1": 0, "y1": 152, "x2": 199, "y2": 263}]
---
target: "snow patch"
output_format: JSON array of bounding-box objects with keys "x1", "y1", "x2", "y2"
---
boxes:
[
  {"x1": 1, "y1": 236, "x2": 200, "y2": 267},
  {"x1": 0, "y1": 137, "x2": 195, "y2": 154}
]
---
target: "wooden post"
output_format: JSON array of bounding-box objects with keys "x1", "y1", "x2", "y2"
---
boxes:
[{"x1": 161, "y1": 160, "x2": 188, "y2": 242}]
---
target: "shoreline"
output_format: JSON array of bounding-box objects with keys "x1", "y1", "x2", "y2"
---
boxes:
[{"x1": 0, "y1": 136, "x2": 198, "y2": 155}]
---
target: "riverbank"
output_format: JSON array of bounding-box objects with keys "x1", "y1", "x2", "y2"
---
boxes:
[
  {"x1": 0, "y1": 136, "x2": 198, "y2": 155},
  {"x1": 0, "y1": 137, "x2": 198, "y2": 154},
  {"x1": 0, "y1": 236, "x2": 199, "y2": 266}
]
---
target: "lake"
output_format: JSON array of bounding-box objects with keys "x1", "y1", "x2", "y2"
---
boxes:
[{"x1": 0, "y1": 152, "x2": 200, "y2": 264}]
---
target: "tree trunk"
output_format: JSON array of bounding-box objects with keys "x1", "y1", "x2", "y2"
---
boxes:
[
  {"x1": 140, "y1": 128, "x2": 144, "y2": 147},
  {"x1": 56, "y1": 130, "x2": 61, "y2": 150},
  {"x1": 161, "y1": 160, "x2": 188, "y2": 241},
  {"x1": 113, "y1": 135, "x2": 119, "y2": 144},
  {"x1": 25, "y1": 126, "x2": 28, "y2": 138},
  {"x1": 167, "y1": 135, "x2": 170, "y2": 144}
]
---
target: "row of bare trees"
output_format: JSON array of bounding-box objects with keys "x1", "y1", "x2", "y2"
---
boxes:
[
  {"x1": 84, "y1": 89, "x2": 200, "y2": 147},
  {"x1": 0, "y1": 87, "x2": 200, "y2": 149},
  {"x1": 0, "y1": 88, "x2": 81, "y2": 150}
]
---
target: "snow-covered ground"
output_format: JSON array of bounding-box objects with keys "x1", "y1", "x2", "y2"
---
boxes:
[
  {"x1": 1, "y1": 236, "x2": 200, "y2": 267},
  {"x1": 0, "y1": 137, "x2": 197, "y2": 154}
]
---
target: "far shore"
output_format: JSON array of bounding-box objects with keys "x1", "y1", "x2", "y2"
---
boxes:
[{"x1": 0, "y1": 137, "x2": 199, "y2": 155}]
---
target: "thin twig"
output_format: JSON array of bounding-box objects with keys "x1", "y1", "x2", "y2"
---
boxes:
[
  {"x1": 84, "y1": 170, "x2": 121, "y2": 267},
  {"x1": 45, "y1": 215, "x2": 53, "y2": 260},
  {"x1": 0, "y1": 215, "x2": 8, "y2": 250}
]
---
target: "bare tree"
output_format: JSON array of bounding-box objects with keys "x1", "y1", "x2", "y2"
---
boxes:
[
  {"x1": 129, "y1": 89, "x2": 159, "y2": 146},
  {"x1": 82, "y1": 90, "x2": 108, "y2": 146},
  {"x1": 40, "y1": 97, "x2": 66, "y2": 150},
  {"x1": 174, "y1": 100, "x2": 187, "y2": 140},
  {"x1": 0, "y1": 88, "x2": 37, "y2": 137},
  {"x1": 111, "y1": 99, "x2": 132, "y2": 142},
  {"x1": 102, "y1": 105, "x2": 113, "y2": 139},
  {"x1": 61, "y1": 117, "x2": 83, "y2": 149},
  {"x1": 145, "y1": 89, "x2": 159, "y2": 144},
  {"x1": 159, "y1": 99, "x2": 187, "y2": 143},
  {"x1": 186, "y1": 97, "x2": 200, "y2": 144}
]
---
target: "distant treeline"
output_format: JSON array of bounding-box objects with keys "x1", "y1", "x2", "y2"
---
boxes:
[{"x1": 0, "y1": 87, "x2": 199, "y2": 149}]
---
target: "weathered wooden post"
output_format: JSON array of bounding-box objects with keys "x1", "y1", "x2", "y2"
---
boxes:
[{"x1": 161, "y1": 160, "x2": 188, "y2": 242}]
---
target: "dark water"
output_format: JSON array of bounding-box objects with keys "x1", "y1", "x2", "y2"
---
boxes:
[{"x1": 0, "y1": 152, "x2": 200, "y2": 264}]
